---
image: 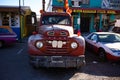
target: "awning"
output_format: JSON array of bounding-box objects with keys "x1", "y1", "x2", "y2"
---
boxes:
[
  {"x1": 0, "y1": 8, "x2": 19, "y2": 12},
  {"x1": 0, "y1": 6, "x2": 26, "y2": 14},
  {"x1": 0, "y1": 6, "x2": 19, "y2": 12}
]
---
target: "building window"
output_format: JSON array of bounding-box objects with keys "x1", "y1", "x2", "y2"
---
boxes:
[
  {"x1": 79, "y1": 1, "x2": 82, "y2": 6},
  {"x1": 71, "y1": 1, "x2": 74, "y2": 5},
  {"x1": 2, "y1": 13, "x2": 9, "y2": 26},
  {"x1": 71, "y1": 0, "x2": 89, "y2": 7},
  {"x1": 71, "y1": 0, "x2": 82, "y2": 7},
  {"x1": 109, "y1": 0, "x2": 120, "y2": 9},
  {"x1": 11, "y1": 13, "x2": 19, "y2": 26},
  {"x1": 82, "y1": 0, "x2": 89, "y2": 4}
]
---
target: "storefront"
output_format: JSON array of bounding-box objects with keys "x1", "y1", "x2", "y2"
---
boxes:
[
  {"x1": 46, "y1": 0, "x2": 120, "y2": 34},
  {"x1": 52, "y1": 6, "x2": 119, "y2": 33},
  {"x1": 72, "y1": 8, "x2": 118, "y2": 33}
]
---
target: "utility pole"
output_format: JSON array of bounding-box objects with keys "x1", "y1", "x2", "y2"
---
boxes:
[
  {"x1": 19, "y1": 0, "x2": 21, "y2": 40},
  {"x1": 23, "y1": 0, "x2": 24, "y2": 6},
  {"x1": 42, "y1": 0, "x2": 45, "y2": 11},
  {"x1": 19, "y1": 0, "x2": 21, "y2": 15}
]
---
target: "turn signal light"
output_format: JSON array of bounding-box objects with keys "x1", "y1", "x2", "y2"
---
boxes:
[
  {"x1": 32, "y1": 31, "x2": 38, "y2": 35},
  {"x1": 77, "y1": 30, "x2": 81, "y2": 36}
]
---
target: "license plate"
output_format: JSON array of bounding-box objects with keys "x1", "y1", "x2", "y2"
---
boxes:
[{"x1": 51, "y1": 56, "x2": 63, "y2": 63}]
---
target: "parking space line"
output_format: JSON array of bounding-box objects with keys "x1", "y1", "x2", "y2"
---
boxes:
[{"x1": 17, "y1": 48, "x2": 24, "y2": 54}]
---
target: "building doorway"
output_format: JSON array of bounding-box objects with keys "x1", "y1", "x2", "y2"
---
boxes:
[{"x1": 80, "y1": 16, "x2": 90, "y2": 33}]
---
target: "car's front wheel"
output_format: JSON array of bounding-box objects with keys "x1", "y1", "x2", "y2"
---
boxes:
[{"x1": 98, "y1": 49, "x2": 107, "y2": 62}]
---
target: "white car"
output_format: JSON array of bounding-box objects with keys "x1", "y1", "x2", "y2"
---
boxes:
[{"x1": 85, "y1": 32, "x2": 120, "y2": 61}]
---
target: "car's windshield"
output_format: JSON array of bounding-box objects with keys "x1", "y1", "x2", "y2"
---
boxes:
[
  {"x1": 41, "y1": 15, "x2": 71, "y2": 25},
  {"x1": 98, "y1": 34, "x2": 120, "y2": 42}
]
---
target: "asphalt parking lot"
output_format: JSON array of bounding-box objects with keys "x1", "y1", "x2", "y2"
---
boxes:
[{"x1": 0, "y1": 37, "x2": 120, "y2": 80}]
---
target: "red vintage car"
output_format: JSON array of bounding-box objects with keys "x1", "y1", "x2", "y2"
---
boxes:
[
  {"x1": 85, "y1": 32, "x2": 120, "y2": 61},
  {"x1": 0, "y1": 26, "x2": 17, "y2": 48},
  {"x1": 28, "y1": 12, "x2": 85, "y2": 68}
]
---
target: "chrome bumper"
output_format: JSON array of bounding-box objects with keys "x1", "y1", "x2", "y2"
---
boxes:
[{"x1": 29, "y1": 55, "x2": 85, "y2": 68}]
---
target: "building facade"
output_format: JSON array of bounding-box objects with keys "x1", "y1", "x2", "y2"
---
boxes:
[
  {"x1": 0, "y1": 6, "x2": 36, "y2": 40},
  {"x1": 102, "y1": 0, "x2": 120, "y2": 9},
  {"x1": 47, "y1": 0, "x2": 120, "y2": 33}
]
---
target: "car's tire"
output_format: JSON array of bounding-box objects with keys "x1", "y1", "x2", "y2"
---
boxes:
[
  {"x1": 98, "y1": 49, "x2": 107, "y2": 62},
  {"x1": 0, "y1": 41, "x2": 3, "y2": 48},
  {"x1": 29, "y1": 57, "x2": 39, "y2": 69}
]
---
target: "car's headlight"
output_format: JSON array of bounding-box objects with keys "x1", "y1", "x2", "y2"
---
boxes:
[
  {"x1": 71, "y1": 42, "x2": 78, "y2": 49},
  {"x1": 110, "y1": 48, "x2": 120, "y2": 56},
  {"x1": 36, "y1": 41, "x2": 43, "y2": 48},
  {"x1": 110, "y1": 48, "x2": 120, "y2": 52}
]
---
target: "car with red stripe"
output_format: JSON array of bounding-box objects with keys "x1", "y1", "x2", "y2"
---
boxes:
[{"x1": 85, "y1": 32, "x2": 120, "y2": 61}]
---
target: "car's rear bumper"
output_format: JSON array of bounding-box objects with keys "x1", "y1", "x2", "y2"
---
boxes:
[{"x1": 29, "y1": 55, "x2": 85, "y2": 68}]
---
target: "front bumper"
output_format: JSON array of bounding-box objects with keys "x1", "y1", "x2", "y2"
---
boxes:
[
  {"x1": 107, "y1": 53, "x2": 120, "y2": 61},
  {"x1": 29, "y1": 55, "x2": 85, "y2": 68}
]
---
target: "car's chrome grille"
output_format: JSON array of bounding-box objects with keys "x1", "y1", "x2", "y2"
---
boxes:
[
  {"x1": 45, "y1": 39, "x2": 68, "y2": 54},
  {"x1": 60, "y1": 31, "x2": 68, "y2": 36}
]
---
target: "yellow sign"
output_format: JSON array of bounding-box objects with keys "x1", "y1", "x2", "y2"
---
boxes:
[
  {"x1": 107, "y1": 10, "x2": 116, "y2": 14},
  {"x1": 82, "y1": 10, "x2": 96, "y2": 13},
  {"x1": 97, "y1": 10, "x2": 106, "y2": 13},
  {"x1": 73, "y1": 9, "x2": 116, "y2": 14},
  {"x1": 73, "y1": 9, "x2": 96, "y2": 13},
  {"x1": 73, "y1": 10, "x2": 82, "y2": 13}
]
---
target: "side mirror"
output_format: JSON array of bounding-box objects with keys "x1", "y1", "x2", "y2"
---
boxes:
[
  {"x1": 32, "y1": 31, "x2": 38, "y2": 35},
  {"x1": 93, "y1": 40, "x2": 97, "y2": 43}
]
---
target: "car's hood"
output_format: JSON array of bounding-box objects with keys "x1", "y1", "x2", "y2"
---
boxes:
[{"x1": 103, "y1": 42, "x2": 120, "y2": 50}]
